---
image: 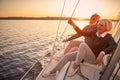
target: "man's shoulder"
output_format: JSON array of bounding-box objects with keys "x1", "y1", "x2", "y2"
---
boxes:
[{"x1": 83, "y1": 24, "x2": 97, "y2": 31}]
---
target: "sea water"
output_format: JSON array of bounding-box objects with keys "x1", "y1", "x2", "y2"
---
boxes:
[{"x1": 0, "y1": 20, "x2": 87, "y2": 80}]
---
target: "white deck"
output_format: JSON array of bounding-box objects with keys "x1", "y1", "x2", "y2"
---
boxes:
[
  {"x1": 36, "y1": 26, "x2": 120, "y2": 80},
  {"x1": 36, "y1": 59, "x2": 103, "y2": 80},
  {"x1": 36, "y1": 59, "x2": 70, "y2": 80},
  {"x1": 65, "y1": 62, "x2": 101, "y2": 80},
  {"x1": 36, "y1": 59, "x2": 58, "y2": 80},
  {"x1": 36, "y1": 59, "x2": 120, "y2": 80}
]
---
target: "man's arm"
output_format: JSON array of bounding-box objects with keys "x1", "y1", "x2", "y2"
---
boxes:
[
  {"x1": 63, "y1": 33, "x2": 81, "y2": 42},
  {"x1": 68, "y1": 19, "x2": 93, "y2": 37},
  {"x1": 63, "y1": 24, "x2": 90, "y2": 42}
]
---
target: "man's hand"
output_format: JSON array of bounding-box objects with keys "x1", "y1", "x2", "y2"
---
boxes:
[
  {"x1": 68, "y1": 19, "x2": 75, "y2": 26},
  {"x1": 95, "y1": 51, "x2": 105, "y2": 65},
  {"x1": 62, "y1": 39, "x2": 68, "y2": 42}
]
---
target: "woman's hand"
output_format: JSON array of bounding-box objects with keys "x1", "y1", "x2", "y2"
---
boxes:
[{"x1": 95, "y1": 51, "x2": 105, "y2": 65}]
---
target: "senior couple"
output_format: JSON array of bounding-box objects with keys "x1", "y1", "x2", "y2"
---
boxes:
[{"x1": 42, "y1": 14, "x2": 117, "y2": 77}]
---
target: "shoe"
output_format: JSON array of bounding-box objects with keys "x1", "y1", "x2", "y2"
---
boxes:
[
  {"x1": 67, "y1": 67, "x2": 79, "y2": 77},
  {"x1": 72, "y1": 63, "x2": 79, "y2": 70},
  {"x1": 42, "y1": 72, "x2": 56, "y2": 78}
]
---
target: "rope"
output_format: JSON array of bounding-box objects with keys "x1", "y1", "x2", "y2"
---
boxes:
[
  {"x1": 50, "y1": 0, "x2": 81, "y2": 60},
  {"x1": 60, "y1": 0, "x2": 81, "y2": 49},
  {"x1": 54, "y1": 0, "x2": 67, "y2": 42},
  {"x1": 63, "y1": 62, "x2": 71, "y2": 80},
  {"x1": 50, "y1": 0, "x2": 67, "y2": 61},
  {"x1": 78, "y1": 66, "x2": 89, "y2": 80},
  {"x1": 60, "y1": 0, "x2": 81, "y2": 39},
  {"x1": 54, "y1": 0, "x2": 81, "y2": 50},
  {"x1": 111, "y1": 13, "x2": 120, "y2": 37},
  {"x1": 20, "y1": 62, "x2": 40, "y2": 80}
]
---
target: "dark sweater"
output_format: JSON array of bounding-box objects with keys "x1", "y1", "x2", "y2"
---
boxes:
[
  {"x1": 67, "y1": 25, "x2": 97, "y2": 44},
  {"x1": 83, "y1": 25, "x2": 97, "y2": 46},
  {"x1": 74, "y1": 26, "x2": 117, "y2": 57}
]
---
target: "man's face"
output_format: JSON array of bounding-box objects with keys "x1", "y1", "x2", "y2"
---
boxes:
[{"x1": 89, "y1": 15, "x2": 99, "y2": 25}]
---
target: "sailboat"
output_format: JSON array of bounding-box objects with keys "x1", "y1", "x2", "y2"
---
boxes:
[
  {"x1": 21, "y1": 12, "x2": 120, "y2": 80},
  {"x1": 20, "y1": 17, "x2": 120, "y2": 80},
  {"x1": 21, "y1": 0, "x2": 120, "y2": 80},
  {"x1": 35, "y1": 21, "x2": 120, "y2": 80}
]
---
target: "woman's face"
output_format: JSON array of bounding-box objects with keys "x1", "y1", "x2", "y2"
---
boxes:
[{"x1": 97, "y1": 23, "x2": 107, "y2": 34}]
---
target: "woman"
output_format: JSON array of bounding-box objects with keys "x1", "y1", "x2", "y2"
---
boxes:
[{"x1": 42, "y1": 19, "x2": 117, "y2": 77}]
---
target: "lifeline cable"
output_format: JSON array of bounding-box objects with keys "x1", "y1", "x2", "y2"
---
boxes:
[{"x1": 50, "y1": 0, "x2": 67, "y2": 61}]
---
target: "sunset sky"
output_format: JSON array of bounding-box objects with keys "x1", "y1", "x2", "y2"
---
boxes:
[{"x1": 0, "y1": 0, "x2": 120, "y2": 19}]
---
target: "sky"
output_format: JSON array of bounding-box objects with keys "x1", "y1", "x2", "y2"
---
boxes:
[{"x1": 0, "y1": 0, "x2": 120, "y2": 19}]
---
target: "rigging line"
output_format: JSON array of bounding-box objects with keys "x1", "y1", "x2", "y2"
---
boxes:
[
  {"x1": 63, "y1": 62, "x2": 71, "y2": 80},
  {"x1": 50, "y1": 0, "x2": 81, "y2": 51},
  {"x1": 111, "y1": 13, "x2": 120, "y2": 36},
  {"x1": 54, "y1": 0, "x2": 67, "y2": 42},
  {"x1": 78, "y1": 65, "x2": 89, "y2": 80},
  {"x1": 50, "y1": 0, "x2": 67, "y2": 61},
  {"x1": 52, "y1": 0, "x2": 66, "y2": 46},
  {"x1": 60, "y1": 0, "x2": 81, "y2": 40},
  {"x1": 56, "y1": 0, "x2": 81, "y2": 49},
  {"x1": 52, "y1": 0, "x2": 81, "y2": 51},
  {"x1": 51, "y1": 0, "x2": 81, "y2": 57}
]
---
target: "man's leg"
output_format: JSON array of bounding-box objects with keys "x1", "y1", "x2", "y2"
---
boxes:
[
  {"x1": 64, "y1": 40, "x2": 81, "y2": 54},
  {"x1": 51, "y1": 51, "x2": 77, "y2": 73}
]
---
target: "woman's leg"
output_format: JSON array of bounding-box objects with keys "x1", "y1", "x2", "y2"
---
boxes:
[{"x1": 51, "y1": 42, "x2": 96, "y2": 73}]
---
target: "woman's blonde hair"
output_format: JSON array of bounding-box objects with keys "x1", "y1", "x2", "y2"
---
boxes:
[{"x1": 100, "y1": 19, "x2": 112, "y2": 32}]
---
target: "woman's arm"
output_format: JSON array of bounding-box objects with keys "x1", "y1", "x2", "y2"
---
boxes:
[{"x1": 103, "y1": 34, "x2": 117, "y2": 54}]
